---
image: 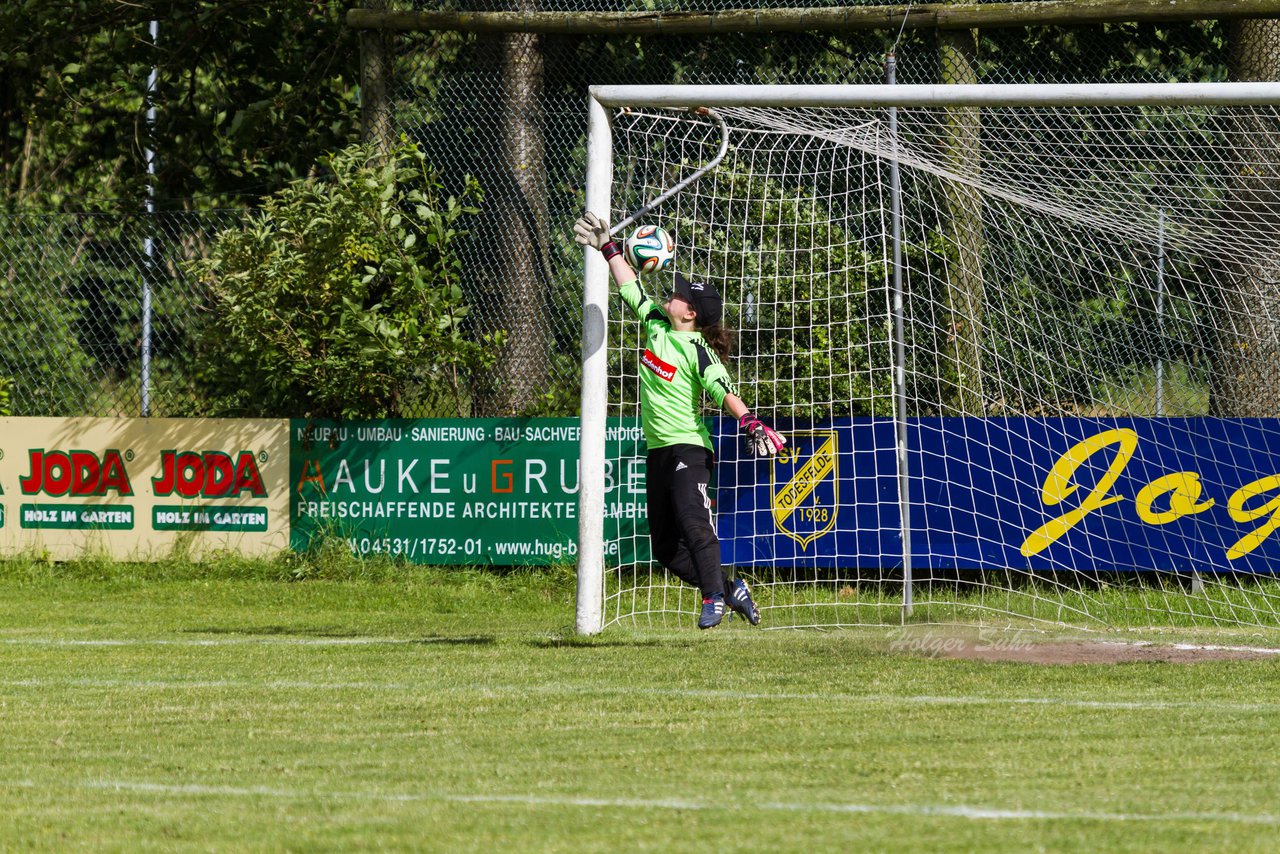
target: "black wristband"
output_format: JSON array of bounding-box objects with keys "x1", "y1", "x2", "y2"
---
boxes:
[{"x1": 601, "y1": 240, "x2": 622, "y2": 262}]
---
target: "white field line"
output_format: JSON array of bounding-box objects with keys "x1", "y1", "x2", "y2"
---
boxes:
[
  {"x1": 71, "y1": 779, "x2": 1280, "y2": 826},
  {"x1": 1170, "y1": 643, "x2": 1280, "y2": 655},
  {"x1": 1101, "y1": 640, "x2": 1280, "y2": 656},
  {"x1": 601, "y1": 687, "x2": 1280, "y2": 713},
  {"x1": 2, "y1": 677, "x2": 1279, "y2": 714},
  {"x1": 6, "y1": 634, "x2": 1280, "y2": 654},
  {"x1": 0, "y1": 637, "x2": 424, "y2": 647},
  {"x1": 0, "y1": 678, "x2": 415, "y2": 691}
]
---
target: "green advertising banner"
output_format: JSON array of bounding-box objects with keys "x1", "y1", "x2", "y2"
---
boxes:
[{"x1": 290, "y1": 418, "x2": 649, "y2": 565}]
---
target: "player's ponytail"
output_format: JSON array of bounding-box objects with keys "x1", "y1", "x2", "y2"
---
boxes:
[{"x1": 700, "y1": 322, "x2": 736, "y2": 363}]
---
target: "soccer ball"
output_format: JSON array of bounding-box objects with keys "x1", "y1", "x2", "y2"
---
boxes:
[{"x1": 625, "y1": 225, "x2": 675, "y2": 274}]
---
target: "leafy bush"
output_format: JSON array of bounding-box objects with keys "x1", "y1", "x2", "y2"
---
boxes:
[{"x1": 193, "y1": 142, "x2": 493, "y2": 418}]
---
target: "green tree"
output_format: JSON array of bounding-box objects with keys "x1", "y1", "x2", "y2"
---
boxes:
[
  {"x1": 0, "y1": 1, "x2": 362, "y2": 210},
  {"x1": 1211, "y1": 17, "x2": 1280, "y2": 416},
  {"x1": 192, "y1": 142, "x2": 493, "y2": 419}
]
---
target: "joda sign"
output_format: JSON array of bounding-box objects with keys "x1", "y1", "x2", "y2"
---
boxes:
[{"x1": 0, "y1": 418, "x2": 288, "y2": 558}]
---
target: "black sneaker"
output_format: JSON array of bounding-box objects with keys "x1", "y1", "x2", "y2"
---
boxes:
[
  {"x1": 728, "y1": 578, "x2": 761, "y2": 626},
  {"x1": 698, "y1": 593, "x2": 725, "y2": 629}
]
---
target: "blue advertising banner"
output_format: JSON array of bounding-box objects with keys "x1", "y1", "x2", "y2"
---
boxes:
[
  {"x1": 715, "y1": 418, "x2": 902, "y2": 568},
  {"x1": 716, "y1": 418, "x2": 1280, "y2": 574}
]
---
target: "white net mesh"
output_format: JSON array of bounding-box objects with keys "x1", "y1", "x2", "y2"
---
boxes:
[{"x1": 601, "y1": 98, "x2": 1280, "y2": 631}]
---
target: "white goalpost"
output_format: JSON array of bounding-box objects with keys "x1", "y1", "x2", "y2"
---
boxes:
[{"x1": 577, "y1": 82, "x2": 1280, "y2": 635}]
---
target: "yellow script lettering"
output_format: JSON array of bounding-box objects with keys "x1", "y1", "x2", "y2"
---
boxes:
[
  {"x1": 1020, "y1": 429, "x2": 1138, "y2": 557},
  {"x1": 1226, "y1": 474, "x2": 1280, "y2": 560},
  {"x1": 1135, "y1": 472, "x2": 1214, "y2": 525}
]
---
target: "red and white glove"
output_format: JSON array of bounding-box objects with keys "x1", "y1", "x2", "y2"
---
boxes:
[{"x1": 739, "y1": 413, "x2": 786, "y2": 457}]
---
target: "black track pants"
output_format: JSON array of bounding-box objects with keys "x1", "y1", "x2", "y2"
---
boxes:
[{"x1": 646, "y1": 444, "x2": 727, "y2": 599}]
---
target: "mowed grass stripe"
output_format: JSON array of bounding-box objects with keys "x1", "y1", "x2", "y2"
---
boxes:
[
  {"x1": 4, "y1": 677, "x2": 1280, "y2": 714},
  {"x1": 9, "y1": 779, "x2": 1267, "y2": 827}
]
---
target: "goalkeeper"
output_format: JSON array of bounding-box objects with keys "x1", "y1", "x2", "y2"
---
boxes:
[{"x1": 574, "y1": 212, "x2": 786, "y2": 629}]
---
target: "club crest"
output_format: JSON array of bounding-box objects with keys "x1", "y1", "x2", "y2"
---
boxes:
[{"x1": 770, "y1": 430, "x2": 838, "y2": 549}]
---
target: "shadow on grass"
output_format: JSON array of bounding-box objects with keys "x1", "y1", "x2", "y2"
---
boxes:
[
  {"x1": 408, "y1": 636, "x2": 497, "y2": 646},
  {"x1": 527, "y1": 635, "x2": 698, "y2": 650},
  {"x1": 184, "y1": 625, "x2": 364, "y2": 638},
  {"x1": 182, "y1": 626, "x2": 496, "y2": 645}
]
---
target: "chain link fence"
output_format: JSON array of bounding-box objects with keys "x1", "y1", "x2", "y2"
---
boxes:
[
  {"x1": 385, "y1": 12, "x2": 1260, "y2": 416},
  {"x1": 0, "y1": 211, "x2": 243, "y2": 417},
  {"x1": 7, "y1": 6, "x2": 1278, "y2": 418}
]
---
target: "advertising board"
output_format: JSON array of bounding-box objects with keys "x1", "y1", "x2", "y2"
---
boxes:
[
  {"x1": 0, "y1": 418, "x2": 288, "y2": 559},
  {"x1": 290, "y1": 418, "x2": 648, "y2": 565}
]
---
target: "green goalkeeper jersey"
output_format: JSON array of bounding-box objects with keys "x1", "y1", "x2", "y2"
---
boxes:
[{"x1": 618, "y1": 280, "x2": 737, "y2": 451}]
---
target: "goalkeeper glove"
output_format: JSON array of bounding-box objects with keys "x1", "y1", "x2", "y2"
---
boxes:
[
  {"x1": 739, "y1": 412, "x2": 786, "y2": 457},
  {"x1": 573, "y1": 212, "x2": 623, "y2": 261}
]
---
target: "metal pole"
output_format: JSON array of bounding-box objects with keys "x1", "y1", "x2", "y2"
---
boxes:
[
  {"x1": 1156, "y1": 210, "x2": 1200, "y2": 591},
  {"x1": 141, "y1": 18, "x2": 158, "y2": 417},
  {"x1": 576, "y1": 94, "x2": 612, "y2": 635},
  {"x1": 142, "y1": 18, "x2": 159, "y2": 419},
  {"x1": 887, "y1": 53, "x2": 913, "y2": 620},
  {"x1": 1155, "y1": 208, "x2": 1165, "y2": 417},
  {"x1": 609, "y1": 108, "x2": 730, "y2": 237},
  {"x1": 591, "y1": 82, "x2": 1280, "y2": 109}
]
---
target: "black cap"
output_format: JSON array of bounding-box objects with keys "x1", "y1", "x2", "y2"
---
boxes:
[{"x1": 673, "y1": 271, "x2": 723, "y2": 327}]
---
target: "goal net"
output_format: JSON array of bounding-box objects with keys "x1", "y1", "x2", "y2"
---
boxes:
[{"x1": 577, "y1": 84, "x2": 1280, "y2": 633}]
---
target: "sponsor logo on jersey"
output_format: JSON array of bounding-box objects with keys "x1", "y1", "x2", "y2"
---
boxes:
[{"x1": 641, "y1": 349, "x2": 677, "y2": 381}]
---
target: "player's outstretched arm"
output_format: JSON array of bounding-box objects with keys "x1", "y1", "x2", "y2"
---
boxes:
[
  {"x1": 724, "y1": 392, "x2": 786, "y2": 457},
  {"x1": 573, "y1": 212, "x2": 637, "y2": 288}
]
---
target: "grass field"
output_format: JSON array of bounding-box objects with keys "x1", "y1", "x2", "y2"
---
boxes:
[{"x1": 3, "y1": 555, "x2": 1280, "y2": 852}]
